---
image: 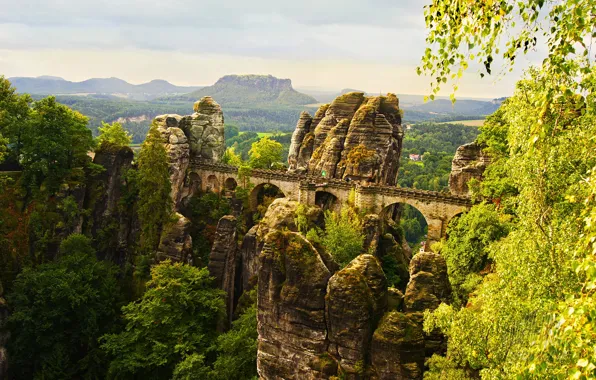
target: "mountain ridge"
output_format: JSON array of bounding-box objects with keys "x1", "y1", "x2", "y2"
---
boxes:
[
  {"x1": 8, "y1": 76, "x2": 202, "y2": 100},
  {"x1": 170, "y1": 74, "x2": 317, "y2": 106}
]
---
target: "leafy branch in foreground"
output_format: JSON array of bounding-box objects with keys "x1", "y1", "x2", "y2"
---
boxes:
[{"x1": 419, "y1": 0, "x2": 596, "y2": 99}]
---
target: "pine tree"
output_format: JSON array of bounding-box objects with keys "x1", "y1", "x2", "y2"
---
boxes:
[{"x1": 137, "y1": 123, "x2": 172, "y2": 252}]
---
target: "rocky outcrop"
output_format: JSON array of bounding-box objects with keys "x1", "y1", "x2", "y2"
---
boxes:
[
  {"x1": 256, "y1": 198, "x2": 322, "y2": 243},
  {"x1": 154, "y1": 114, "x2": 190, "y2": 206},
  {"x1": 257, "y1": 230, "x2": 333, "y2": 379},
  {"x1": 288, "y1": 92, "x2": 403, "y2": 186},
  {"x1": 254, "y1": 206, "x2": 453, "y2": 379},
  {"x1": 84, "y1": 145, "x2": 136, "y2": 264},
  {"x1": 152, "y1": 96, "x2": 225, "y2": 207},
  {"x1": 238, "y1": 225, "x2": 259, "y2": 293},
  {"x1": 326, "y1": 254, "x2": 387, "y2": 377},
  {"x1": 449, "y1": 141, "x2": 491, "y2": 196},
  {"x1": 287, "y1": 111, "x2": 313, "y2": 171},
  {"x1": 404, "y1": 252, "x2": 451, "y2": 312},
  {"x1": 208, "y1": 215, "x2": 238, "y2": 325},
  {"x1": 371, "y1": 311, "x2": 425, "y2": 379},
  {"x1": 179, "y1": 97, "x2": 225, "y2": 161},
  {"x1": 156, "y1": 213, "x2": 193, "y2": 264},
  {"x1": 362, "y1": 214, "x2": 381, "y2": 254}
]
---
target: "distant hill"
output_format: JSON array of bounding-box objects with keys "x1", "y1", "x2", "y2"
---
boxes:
[
  {"x1": 406, "y1": 98, "x2": 502, "y2": 116},
  {"x1": 8, "y1": 76, "x2": 202, "y2": 100},
  {"x1": 171, "y1": 75, "x2": 317, "y2": 106}
]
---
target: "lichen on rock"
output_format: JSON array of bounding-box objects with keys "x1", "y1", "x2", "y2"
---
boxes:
[{"x1": 287, "y1": 92, "x2": 403, "y2": 185}]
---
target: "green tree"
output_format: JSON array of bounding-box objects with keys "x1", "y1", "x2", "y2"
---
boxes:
[
  {"x1": 224, "y1": 124, "x2": 239, "y2": 140},
  {"x1": 420, "y1": 0, "x2": 596, "y2": 99},
  {"x1": 96, "y1": 121, "x2": 132, "y2": 150},
  {"x1": 322, "y1": 208, "x2": 365, "y2": 267},
  {"x1": 210, "y1": 289, "x2": 258, "y2": 380},
  {"x1": 221, "y1": 147, "x2": 243, "y2": 166},
  {"x1": 21, "y1": 96, "x2": 94, "y2": 192},
  {"x1": 440, "y1": 203, "x2": 510, "y2": 305},
  {"x1": 0, "y1": 133, "x2": 7, "y2": 163},
  {"x1": 101, "y1": 260, "x2": 225, "y2": 380},
  {"x1": 0, "y1": 76, "x2": 32, "y2": 160},
  {"x1": 137, "y1": 123, "x2": 172, "y2": 252},
  {"x1": 424, "y1": 70, "x2": 596, "y2": 378},
  {"x1": 6, "y1": 234, "x2": 119, "y2": 380},
  {"x1": 247, "y1": 136, "x2": 283, "y2": 169}
]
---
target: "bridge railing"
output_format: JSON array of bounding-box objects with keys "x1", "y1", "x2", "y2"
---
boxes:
[{"x1": 189, "y1": 159, "x2": 472, "y2": 206}]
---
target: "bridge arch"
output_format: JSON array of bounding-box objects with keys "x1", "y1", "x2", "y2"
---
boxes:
[
  {"x1": 224, "y1": 177, "x2": 238, "y2": 191},
  {"x1": 249, "y1": 183, "x2": 286, "y2": 213},
  {"x1": 315, "y1": 190, "x2": 340, "y2": 213},
  {"x1": 380, "y1": 202, "x2": 429, "y2": 250},
  {"x1": 206, "y1": 175, "x2": 220, "y2": 193}
]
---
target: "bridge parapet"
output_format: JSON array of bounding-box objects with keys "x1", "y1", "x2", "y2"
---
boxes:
[{"x1": 189, "y1": 159, "x2": 472, "y2": 207}]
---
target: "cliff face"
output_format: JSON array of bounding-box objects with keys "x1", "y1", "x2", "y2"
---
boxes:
[
  {"x1": 180, "y1": 74, "x2": 317, "y2": 106},
  {"x1": 288, "y1": 92, "x2": 404, "y2": 186},
  {"x1": 252, "y1": 201, "x2": 451, "y2": 379},
  {"x1": 449, "y1": 141, "x2": 491, "y2": 196},
  {"x1": 79, "y1": 97, "x2": 225, "y2": 268},
  {"x1": 83, "y1": 145, "x2": 137, "y2": 266}
]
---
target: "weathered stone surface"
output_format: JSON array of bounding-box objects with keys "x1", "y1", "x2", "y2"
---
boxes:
[
  {"x1": 154, "y1": 114, "x2": 190, "y2": 206},
  {"x1": 378, "y1": 233, "x2": 411, "y2": 292},
  {"x1": 404, "y1": 252, "x2": 451, "y2": 312},
  {"x1": 85, "y1": 145, "x2": 135, "y2": 264},
  {"x1": 362, "y1": 214, "x2": 381, "y2": 254},
  {"x1": 326, "y1": 254, "x2": 387, "y2": 377},
  {"x1": 288, "y1": 111, "x2": 313, "y2": 172},
  {"x1": 156, "y1": 213, "x2": 193, "y2": 264},
  {"x1": 179, "y1": 96, "x2": 225, "y2": 162},
  {"x1": 387, "y1": 287, "x2": 404, "y2": 311},
  {"x1": 208, "y1": 215, "x2": 238, "y2": 325},
  {"x1": 288, "y1": 92, "x2": 403, "y2": 186},
  {"x1": 371, "y1": 311, "x2": 425, "y2": 380},
  {"x1": 449, "y1": 141, "x2": 491, "y2": 196},
  {"x1": 257, "y1": 230, "x2": 333, "y2": 379},
  {"x1": 239, "y1": 225, "x2": 259, "y2": 293},
  {"x1": 256, "y1": 198, "x2": 321, "y2": 243}
]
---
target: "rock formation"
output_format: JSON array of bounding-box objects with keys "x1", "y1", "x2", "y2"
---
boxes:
[
  {"x1": 156, "y1": 213, "x2": 193, "y2": 264},
  {"x1": 153, "y1": 97, "x2": 225, "y2": 206},
  {"x1": 449, "y1": 141, "x2": 491, "y2": 196},
  {"x1": 404, "y1": 253, "x2": 451, "y2": 312},
  {"x1": 288, "y1": 92, "x2": 403, "y2": 186},
  {"x1": 371, "y1": 311, "x2": 425, "y2": 379},
  {"x1": 257, "y1": 230, "x2": 333, "y2": 379},
  {"x1": 84, "y1": 145, "x2": 136, "y2": 265},
  {"x1": 154, "y1": 114, "x2": 190, "y2": 206},
  {"x1": 180, "y1": 97, "x2": 226, "y2": 161},
  {"x1": 253, "y1": 200, "x2": 453, "y2": 379},
  {"x1": 208, "y1": 215, "x2": 238, "y2": 325},
  {"x1": 326, "y1": 254, "x2": 387, "y2": 377}
]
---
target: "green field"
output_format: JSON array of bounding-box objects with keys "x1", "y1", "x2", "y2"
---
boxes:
[
  {"x1": 440, "y1": 119, "x2": 485, "y2": 127},
  {"x1": 239, "y1": 131, "x2": 275, "y2": 138}
]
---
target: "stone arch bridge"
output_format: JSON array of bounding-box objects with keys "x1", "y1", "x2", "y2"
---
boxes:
[{"x1": 190, "y1": 160, "x2": 473, "y2": 248}]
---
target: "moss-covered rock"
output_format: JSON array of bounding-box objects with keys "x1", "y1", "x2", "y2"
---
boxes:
[
  {"x1": 326, "y1": 254, "x2": 387, "y2": 377},
  {"x1": 257, "y1": 230, "x2": 333, "y2": 379},
  {"x1": 371, "y1": 311, "x2": 425, "y2": 379}
]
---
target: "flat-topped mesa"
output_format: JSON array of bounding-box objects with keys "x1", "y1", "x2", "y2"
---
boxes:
[{"x1": 288, "y1": 92, "x2": 404, "y2": 186}]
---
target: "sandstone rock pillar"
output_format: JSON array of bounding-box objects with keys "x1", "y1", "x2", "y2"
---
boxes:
[{"x1": 208, "y1": 215, "x2": 238, "y2": 326}]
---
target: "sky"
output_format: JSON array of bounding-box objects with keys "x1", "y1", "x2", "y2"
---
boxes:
[{"x1": 0, "y1": 0, "x2": 543, "y2": 98}]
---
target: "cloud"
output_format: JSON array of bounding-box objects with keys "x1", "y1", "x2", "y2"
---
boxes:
[{"x1": 0, "y1": 0, "x2": 426, "y2": 62}]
